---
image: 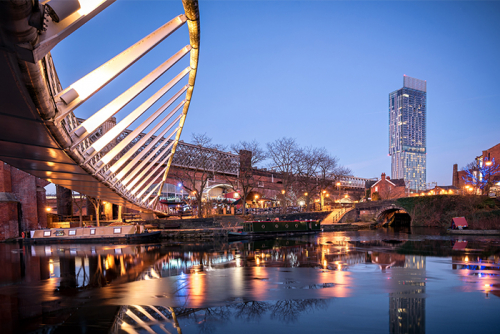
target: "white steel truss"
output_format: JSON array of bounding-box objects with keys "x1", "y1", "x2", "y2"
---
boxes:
[{"x1": 31, "y1": 0, "x2": 201, "y2": 213}]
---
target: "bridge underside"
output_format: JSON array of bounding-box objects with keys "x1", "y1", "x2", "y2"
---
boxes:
[
  {"x1": 0, "y1": 51, "x2": 144, "y2": 211},
  {"x1": 377, "y1": 209, "x2": 411, "y2": 226}
]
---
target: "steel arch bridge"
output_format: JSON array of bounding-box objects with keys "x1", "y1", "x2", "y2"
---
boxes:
[{"x1": 0, "y1": 0, "x2": 231, "y2": 214}]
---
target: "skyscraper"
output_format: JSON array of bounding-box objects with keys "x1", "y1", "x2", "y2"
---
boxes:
[{"x1": 389, "y1": 75, "x2": 427, "y2": 191}]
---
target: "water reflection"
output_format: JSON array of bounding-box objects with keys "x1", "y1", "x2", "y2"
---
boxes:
[
  {"x1": 113, "y1": 299, "x2": 330, "y2": 334},
  {"x1": 1, "y1": 231, "x2": 500, "y2": 333}
]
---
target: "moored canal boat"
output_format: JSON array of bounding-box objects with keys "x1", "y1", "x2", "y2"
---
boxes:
[
  {"x1": 229, "y1": 220, "x2": 321, "y2": 239},
  {"x1": 23, "y1": 225, "x2": 161, "y2": 244}
]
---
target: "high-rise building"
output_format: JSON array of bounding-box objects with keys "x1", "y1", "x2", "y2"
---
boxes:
[{"x1": 389, "y1": 75, "x2": 427, "y2": 191}]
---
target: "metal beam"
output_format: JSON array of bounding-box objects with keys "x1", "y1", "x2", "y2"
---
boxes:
[
  {"x1": 114, "y1": 122, "x2": 180, "y2": 182},
  {"x1": 69, "y1": 46, "x2": 191, "y2": 145},
  {"x1": 54, "y1": 14, "x2": 188, "y2": 120},
  {"x1": 83, "y1": 69, "x2": 189, "y2": 161}
]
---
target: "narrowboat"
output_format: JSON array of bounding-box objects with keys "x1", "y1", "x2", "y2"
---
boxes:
[
  {"x1": 228, "y1": 220, "x2": 321, "y2": 239},
  {"x1": 23, "y1": 225, "x2": 161, "y2": 244}
]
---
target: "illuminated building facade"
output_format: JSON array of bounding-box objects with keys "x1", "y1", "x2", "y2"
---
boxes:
[{"x1": 389, "y1": 76, "x2": 427, "y2": 191}]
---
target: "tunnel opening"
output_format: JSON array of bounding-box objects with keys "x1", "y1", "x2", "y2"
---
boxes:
[{"x1": 378, "y1": 209, "x2": 411, "y2": 226}]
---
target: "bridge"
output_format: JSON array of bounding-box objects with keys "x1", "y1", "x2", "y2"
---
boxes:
[
  {"x1": 0, "y1": 0, "x2": 203, "y2": 214},
  {"x1": 336, "y1": 199, "x2": 412, "y2": 225}
]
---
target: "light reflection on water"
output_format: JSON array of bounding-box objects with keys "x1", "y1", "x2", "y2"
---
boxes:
[{"x1": 1, "y1": 229, "x2": 500, "y2": 333}]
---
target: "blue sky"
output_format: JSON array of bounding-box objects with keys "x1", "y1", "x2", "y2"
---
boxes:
[{"x1": 50, "y1": 0, "x2": 500, "y2": 189}]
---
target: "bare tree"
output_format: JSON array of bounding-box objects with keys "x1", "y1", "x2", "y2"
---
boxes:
[
  {"x1": 318, "y1": 155, "x2": 351, "y2": 201},
  {"x1": 230, "y1": 140, "x2": 267, "y2": 167},
  {"x1": 462, "y1": 158, "x2": 500, "y2": 195},
  {"x1": 296, "y1": 147, "x2": 324, "y2": 210},
  {"x1": 87, "y1": 196, "x2": 102, "y2": 226},
  {"x1": 171, "y1": 133, "x2": 225, "y2": 218},
  {"x1": 295, "y1": 147, "x2": 351, "y2": 210},
  {"x1": 267, "y1": 137, "x2": 300, "y2": 212}
]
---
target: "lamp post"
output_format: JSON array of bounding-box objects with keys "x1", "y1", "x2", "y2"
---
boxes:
[
  {"x1": 320, "y1": 190, "x2": 327, "y2": 211},
  {"x1": 336, "y1": 182, "x2": 341, "y2": 200},
  {"x1": 485, "y1": 158, "x2": 493, "y2": 195},
  {"x1": 280, "y1": 189, "x2": 286, "y2": 211},
  {"x1": 254, "y1": 194, "x2": 259, "y2": 208},
  {"x1": 304, "y1": 192, "x2": 308, "y2": 211}
]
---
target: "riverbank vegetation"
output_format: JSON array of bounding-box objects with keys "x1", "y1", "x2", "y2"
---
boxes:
[{"x1": 397, "y1": 195, "x2": 500, "y2": 229}]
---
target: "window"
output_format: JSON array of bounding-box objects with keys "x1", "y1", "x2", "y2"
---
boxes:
[
  {"x1": 90, "y1": 229, "x2": 96, "y2": 235},
  {"x1": 113, "y1": 228, "x2": 122, "y2": 234},
  {"x1": 68, "y1": 230, "x2": 76, "y2": 236},
  {"x1": 43, "y1": 231, "x2": 51, "y2": 237}
]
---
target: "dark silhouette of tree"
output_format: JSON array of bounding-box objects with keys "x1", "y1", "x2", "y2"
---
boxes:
[
  {"x1": 269, "y1": 299, "x2": 328, "y2": 323},
  {"x1": 232, "y1": 301, "x2": 270, "y2": 321}
]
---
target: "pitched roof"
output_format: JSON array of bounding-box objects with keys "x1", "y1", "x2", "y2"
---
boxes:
[
  {"x1": 436, "y1": 185, "x2": 458, "y2": 190},
  {"x1": 370, "y1": 178, "x2": 405, "y2": 188},
  {"x1": 391, "y1": 179, "x2": 405, "y2": 187}
]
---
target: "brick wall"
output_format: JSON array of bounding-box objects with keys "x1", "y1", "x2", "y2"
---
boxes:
[
  {"x1": 482, "y1": 143, "x2": 500, "y2": 162},
  {"x1": 0, "y1": 162, "x2": 48, "y2": 239}
]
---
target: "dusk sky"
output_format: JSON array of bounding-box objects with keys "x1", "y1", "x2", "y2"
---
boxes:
[{"x1": 50, "y1": 0, "x2": 500, "y2": 192}]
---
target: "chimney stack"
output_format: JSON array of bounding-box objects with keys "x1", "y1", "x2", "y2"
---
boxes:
[{"x1": 452, "y1": 164, "x2": 459, "y2": 187}]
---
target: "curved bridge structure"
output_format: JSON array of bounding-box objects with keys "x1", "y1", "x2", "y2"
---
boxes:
[{"x1": 0, "y1": 0, "x2": 200, "y2": 213}]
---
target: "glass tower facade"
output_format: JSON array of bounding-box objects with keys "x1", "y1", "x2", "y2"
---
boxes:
[{"x1": 389, "y1": 76, "x2": 426, "y2": 191}]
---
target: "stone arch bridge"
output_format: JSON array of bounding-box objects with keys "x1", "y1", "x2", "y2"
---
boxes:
[{"x1": 340, "y1": 200, "x2": 412, "y2": 226}]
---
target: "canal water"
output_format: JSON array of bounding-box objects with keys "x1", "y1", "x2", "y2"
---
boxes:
[{"x1": 1, "y1": 228, "x2": 499, "y2": 333}]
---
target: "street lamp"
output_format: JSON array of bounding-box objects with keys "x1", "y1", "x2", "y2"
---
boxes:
[
  {"x1": 320, "y1": 190, "x2": 329, "y2": 211},
  {"x1": 336, "y1": 182, "x2": 341, "y2": 199}
]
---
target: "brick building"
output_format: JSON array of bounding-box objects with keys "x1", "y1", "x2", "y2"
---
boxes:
[
  {"x1": 0, "y1": 162, "x2": 48, "y2": 241},
  {"x1": 452, "y1": 142, "x2": 500, "y2": 194},
  {"x1": 371, "y1": 173, "x2": 406, "y2": 200}
]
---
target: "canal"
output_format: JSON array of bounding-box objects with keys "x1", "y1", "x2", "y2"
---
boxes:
[{"x1": 1, "y1": 228, "x2": 499, "y2": 333}]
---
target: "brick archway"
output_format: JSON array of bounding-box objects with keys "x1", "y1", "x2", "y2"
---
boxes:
[{"x1": 375, "y1": 204, "x2": 412, "y2": 226}]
